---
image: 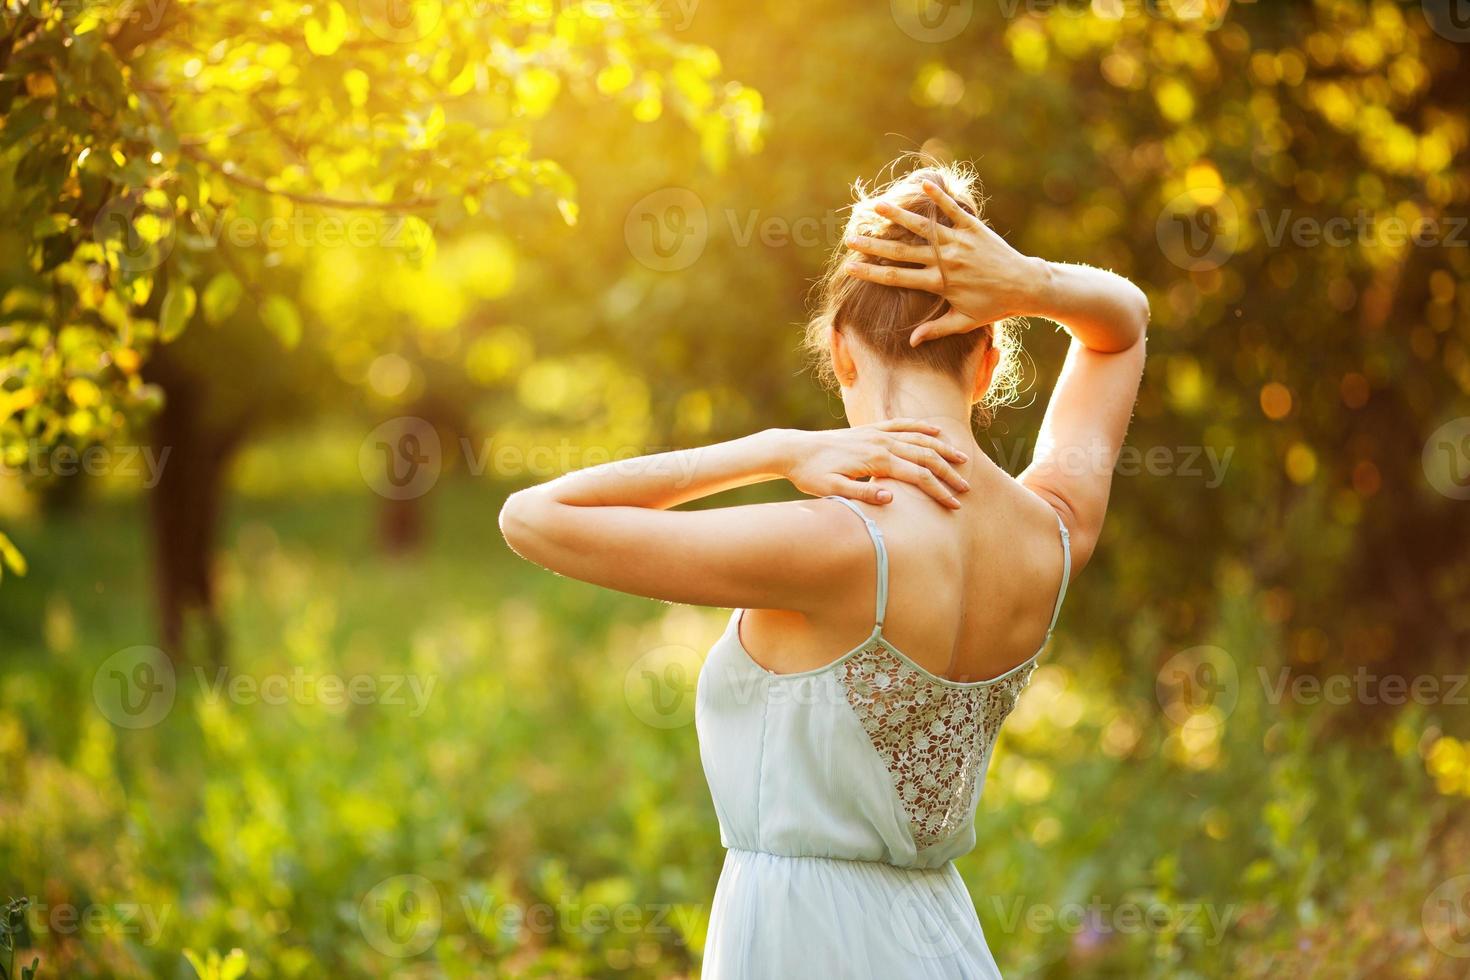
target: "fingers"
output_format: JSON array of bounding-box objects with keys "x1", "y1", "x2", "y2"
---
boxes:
[
  {"x1": 873, "y1": 200, "x2": 944, "y2": 240},
  {"x1": 920, "y1": 180, "x2": 980, "y2": 229},
  {"x1": 890, "y1": 440, "x2": 970, "y2": 496},
  {"x1": 910, "y1": 309, "x2": 984, "y2": 347},
  {"x1": 892, "y1": 431, "x2": 969, "y2": 465},
  {"x1": 832, "y1": 478, "x2": 894, "y2": 505},
  {"x1": 844, "y1": 235, "x2": 935, "y2": 265},
  {"x1": 889, "y1": 459, "x2": 962, "y2": 509},
  {"x1": 844, "y1": 260, "x2": 942, "y2": 292},
  {"x1": 876, "y1": 418, "x2": 943, "y2": 436}
]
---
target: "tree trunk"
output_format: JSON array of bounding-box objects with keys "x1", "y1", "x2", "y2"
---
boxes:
[{"x1": 146, "y1": 374, "x2": 245, "y2": 667}]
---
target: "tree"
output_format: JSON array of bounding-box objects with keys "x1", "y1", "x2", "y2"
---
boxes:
[{"x1": 0, "y1": 0, "x2": 761, "y2": 654}]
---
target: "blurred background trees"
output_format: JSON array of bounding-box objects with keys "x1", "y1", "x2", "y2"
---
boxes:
[{"x1": 2, "y1": 0, "x2": 1469, "y2": 975}]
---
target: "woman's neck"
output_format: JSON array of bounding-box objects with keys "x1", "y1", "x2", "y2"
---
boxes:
[{"x1": 842, "y1": 370, "x2": 979, "y2": 451}]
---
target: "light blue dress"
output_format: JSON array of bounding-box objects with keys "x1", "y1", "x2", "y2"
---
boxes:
[{"x1": 695, "y1": 496, "x2": 1070, "y2": 978}]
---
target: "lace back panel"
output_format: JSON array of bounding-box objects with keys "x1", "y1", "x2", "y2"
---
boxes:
[
  {"x1": 822, "y1": 496, "x2": 1068, "y2": 852},
  {"x1": 840, "y1": 641, "x2": 1035, "y2": 849}
]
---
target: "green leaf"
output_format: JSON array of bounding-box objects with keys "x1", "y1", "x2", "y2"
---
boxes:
[
  {"x1": 201, "y1": 272, "x2": 244, "y2": 326},
  {"x1": 260, "y1": 294, "x2": 301, "y2": 350},
  {"x1": 159, "y1": 282, "x2": 196, "y2": 342},
  {"x1": 0, "y1": 532, "x2": 26, "y2": 581}
]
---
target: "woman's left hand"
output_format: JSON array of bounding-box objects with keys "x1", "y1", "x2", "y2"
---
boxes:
[
  {"x1": 776, "y1": 420, "x2": 971, "y2": 510},
  {"x1": 842, "y1": 181, "x2": 1044, "y2": 346}
]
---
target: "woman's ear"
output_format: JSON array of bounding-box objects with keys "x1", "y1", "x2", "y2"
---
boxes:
[
  {"x1": 831, "y1": 327, "x2": 859, "y2": 387},
  {"x1": 969, "y1": 337, "x2": 1001, "y2": 404}
]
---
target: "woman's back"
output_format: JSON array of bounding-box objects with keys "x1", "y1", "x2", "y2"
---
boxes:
[{"x1": 739, "y1": 455, "x2": 1070, "y2": 686}]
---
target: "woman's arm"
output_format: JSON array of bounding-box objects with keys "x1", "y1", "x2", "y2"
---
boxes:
[
  {"x1": 844, "y1": 181, "x2": 1149, "y2": 571},
  {"x1": 499, "y1": 421, "x2": 970, "y2": 609}
]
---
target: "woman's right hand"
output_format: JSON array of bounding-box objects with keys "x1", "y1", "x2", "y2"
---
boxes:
[{"x1": 776, "y1": 420, "x2": 971, "y2": 510}]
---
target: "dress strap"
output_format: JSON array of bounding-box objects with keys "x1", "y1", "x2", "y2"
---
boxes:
[
  {"x1": 825, "y1": 496, "x2": 889, "y2": 630},
  {"x1": 1045, "y1": 513, "x2": 1072, "y2": 636}
]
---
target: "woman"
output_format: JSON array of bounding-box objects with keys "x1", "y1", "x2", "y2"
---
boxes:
[{"x1": 500, "y1": 160, "x2": 1147, "y2": 977}]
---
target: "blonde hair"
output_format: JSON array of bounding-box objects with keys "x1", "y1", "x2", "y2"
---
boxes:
[{"x1": 804, "y1": 158, "x2": 1023, "y2": 424}]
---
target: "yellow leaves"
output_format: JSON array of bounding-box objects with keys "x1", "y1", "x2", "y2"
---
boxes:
[
  {"x1": 1005, "y1": 22, "x2": 1048, "y2": 76},
  {"x1": 202, "y1": 272, "x2": 244, "y2": 326},
  {"x1": 596, "y1": 62, "x2": 634, "y2": 96},
  {"x1": 343, "y1": 69, "x2": 370, "y2": 108},
  {"x1": 1153, "y1": 77, "x2": 1195, "y2": 124},
  {"x1": 260, "y1": 294, "x2": 302, "y2": 350},
  {"x1": 66, "y1": 378, "x2": 102, "y2": 409},
  {"x1": 1284, "y1": 442, "x2": 1317, "y2": 485},
  {"x1": 514, "y1": 68, "x2": 561, "y2": 119},
  {"x1": 1426, "y1": 736, "x2": 1470, "y2": 797},
  {"x1": 913, "y1": 63, "x2": 964, "y2": 109},
  {"x1": 670, "y1": 61, "x2": 713, "y2": 110},
  {"x1": 113, "y1": 347, "x2": 142, "y2": 375},
  {"x1": 1165, "y1": 356, "x2": 1206, "y2": 413},
  {"x1": 465, "y1": 327, "x2": 533, "y2": 386},
  {"x1": 556, "y1": 198, "x2": 579, "y2": 226},
  {"x1": 24, "y1": 73, "x2": 57, "y2": 98},
  {"x1": 0, "y1": 532, "x2": 26, "y2": 581},
  {"x1": 632, "y1": 73, "x2": 662, "y2": 122},
  {"x1": 304, "y1": 3, "x2": 349, "y2": 57},
  {"x1": 159, "y1": 281, "x2": 197, "y2": 342}
]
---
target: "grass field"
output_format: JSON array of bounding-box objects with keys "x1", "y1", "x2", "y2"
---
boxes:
[{"x1": 1, "y1": 477, "x2": 1465, "y2": 978}]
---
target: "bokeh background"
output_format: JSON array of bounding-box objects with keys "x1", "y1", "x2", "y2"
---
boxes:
[{"x1": 3, "y1": 0, "x2": 1470, "y2": 976}]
